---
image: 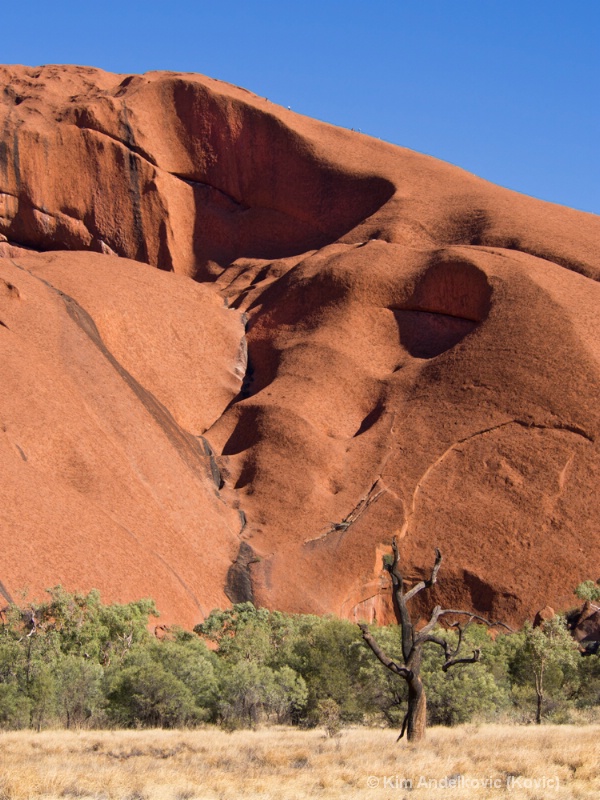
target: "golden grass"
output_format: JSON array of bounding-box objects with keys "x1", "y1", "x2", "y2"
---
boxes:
[{"x1": 0, "y1": 724, "x2": 598, "y2": 799}]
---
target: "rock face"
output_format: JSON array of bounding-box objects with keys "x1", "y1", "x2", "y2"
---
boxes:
[
  {"x1": 569, "y1": 602, "x2": 600, "y2": 653},
  {"x1": 1, "y1": 65, "x2": 600, "y2": 627}
]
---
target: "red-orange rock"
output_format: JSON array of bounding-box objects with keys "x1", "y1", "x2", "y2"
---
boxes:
[
  {"x1": 1, "y1": 65, "x2": 599, "y2": 627},
  {"x1": 0, "y1": 250, "x2": 244, "y2": 624},
  {"x1": 569, "y1": 601, "x2": 600, "y2": 652},
  {"x1": 533, "y1": 606, "x2": 556, "y2": 628}
]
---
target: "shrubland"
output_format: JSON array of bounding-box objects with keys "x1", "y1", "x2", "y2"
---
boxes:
[{"x1": 0, "y1": 588, "x2": 598, "y2": 732}]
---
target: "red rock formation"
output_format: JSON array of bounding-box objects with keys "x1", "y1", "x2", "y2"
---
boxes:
[
  {"x1": 569, "y1": 601, "x2": 600, "y2": 653},
  {"x1": 533, "y1": 606, "x2": 556, "y2": 628},
  {"x1": 1, "y1": 65, "x2": 599, "y2": 627}
]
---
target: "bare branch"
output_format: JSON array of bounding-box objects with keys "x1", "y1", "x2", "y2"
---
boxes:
[
  {"x1": 435, "y1": 609, "x2": 513, "y2": 632},
  {"x1": 385, "y1": 537, "x2": 415, "y2": 661},
  {"x1": 359, "y1": 624, "x2": 412, "y2": 679},
  {"x1": 421, "y1": 634, "x2": 448, "y2": 652},
  {"x1": 414, "y1": 604, "x2": 443, "y2": 641},
  {"x1": 420, "y1": 630, "x2": 481, "y2": 671},
  {"x1": 396, "y1": 711, "x2": 409, "y2": 741},
  {"x1": 445, "y1": 617, "x2": 472, "y2": 659},
  {"x1": 443, "y1": 649, "x2": 481, "y2": 672},
  {"x1": 404, "y1": 548, "x2": 442, "y2": 603}
]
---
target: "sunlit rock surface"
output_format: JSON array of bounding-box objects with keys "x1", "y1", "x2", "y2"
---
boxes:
[{"x1": 1, "y1": 65, "x2": 599, "y2": 626}]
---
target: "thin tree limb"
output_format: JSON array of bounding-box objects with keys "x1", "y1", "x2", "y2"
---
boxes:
[
  {"x1": 359, "y1": 624, "x2": 412, "y2": 679},
  {"x1": 442, "y1": 649, "x2": 481, "y2": 672},
  {"x1": 432, "y1": 609, "x2": 513, "y2": 631},
  {"x1": 404, "y1": 548, "x2": 442, "y2": 603},
  {"x1": 414, "y1": 605, "x2": 443, "y2": 640}
]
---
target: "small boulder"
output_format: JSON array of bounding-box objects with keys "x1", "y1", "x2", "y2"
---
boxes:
[{"x1": 533, "y1": 606, "x2": 555, "y2": 627}]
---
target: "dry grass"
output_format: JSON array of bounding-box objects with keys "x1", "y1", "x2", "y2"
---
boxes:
[{"x1": 0, "y1": 724, "x2": 598, "y2": 799}]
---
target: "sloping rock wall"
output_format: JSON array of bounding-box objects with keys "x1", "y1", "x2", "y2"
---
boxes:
[{"x1": 1, "y1": 65, "x2": 599, "y2": 626}]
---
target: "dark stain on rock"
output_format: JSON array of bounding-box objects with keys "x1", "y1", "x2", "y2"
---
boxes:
[
  {"x1": 0, "y1": 579, "x2": 14, "y2": 604},
  {"x1": 198, "y1": 436, "x2": 223, "y2": 490},
  {"x1": 225, "y1": 541, "x2": 256, "y2": 604}
]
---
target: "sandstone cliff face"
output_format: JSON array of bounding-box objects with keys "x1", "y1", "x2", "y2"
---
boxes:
[{"x1": 1, "y1": 65, "x2": 599, "y2": 627}]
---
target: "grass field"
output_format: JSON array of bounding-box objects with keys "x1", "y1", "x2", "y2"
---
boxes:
[{"x1": 1, "y1": 724, "x2": 599, "y2": 799}]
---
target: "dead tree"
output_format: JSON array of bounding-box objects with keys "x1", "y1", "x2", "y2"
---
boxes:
[{"x1": 359, "y1": 537, "x2": 509, "y2": 743}]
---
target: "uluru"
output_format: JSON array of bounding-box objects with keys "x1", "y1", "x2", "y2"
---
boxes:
[{"x1": 1, "y1": 64, "x2": 599, "y2": 629}]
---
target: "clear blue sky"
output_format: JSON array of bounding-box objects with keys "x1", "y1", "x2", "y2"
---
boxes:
[{"x1": 3, "y1": 1, "x2": 599, "y2": 214}]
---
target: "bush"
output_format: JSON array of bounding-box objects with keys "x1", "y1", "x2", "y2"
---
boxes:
[
  {"x1": 313, "y1": 698, "x2": 342, "y2": 737},
  {"x1": 0, "y1": 683, "x2": 31, "y2": 729},
  {"x1": 218, "y1": 661, "x2": 307, "y2": 728},
  {"x1": 56, "y1": 655, "x2": 104, "y2": 728},
  {"x1": 574, "y1": 580, "x2": 600, "y2": 602},
  {"x1": 105, "y1": 651, "x2": 201, "y2": 728}
]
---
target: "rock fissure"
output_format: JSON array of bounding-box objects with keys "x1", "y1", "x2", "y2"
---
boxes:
[
  {"x1": 72, "y1": 121, "x2": 158, "y2": 168},
  {"x1": 392, "y1": 305, "x2": 483, "y2": 325},
  {"x1": 305, "y1": 478, "x2": 386, "y2": 545},
  {"x1": 171, "y1": 174, "x2": 250, "y2": 211},
  {"x1": 399, "y1": 417, "x2": 594, "y2": 538}
]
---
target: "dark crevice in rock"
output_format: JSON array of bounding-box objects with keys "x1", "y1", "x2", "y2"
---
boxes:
[
  {"x1": 171, "y1": 174, "x2": 250, "y2": 211},
  {"x1": 156, "y1": 220, "x2": 174, "y2": 272},
  {"x1": 71, "y1": 116, "x2": 158, "y2": 168},
  {"x1": 304, "y1": 478, "x2": 386, "y2": 546},
  {"x1": 12, "y1": 128, "x2": 21, "y2": 188},
  {"x1": 196, "y1": 436, "x2": 249, "y2": 535},
  {"x1": 354, "y1": 403, "x2": 386, "y2": 437},
  {"x1": 239, "y1": 355, "x2": 255, "y2": 399},
  {"x1": 198, "y1": 436, "x2": 223, "y2": 490},
  {"x1": 0, "y1": 236, "x2": 41, "y2": 253}
]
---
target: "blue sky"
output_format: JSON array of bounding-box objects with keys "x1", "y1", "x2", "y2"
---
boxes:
[{"x1": 3, "y1": 1, "x2": 599, "y2": 214}]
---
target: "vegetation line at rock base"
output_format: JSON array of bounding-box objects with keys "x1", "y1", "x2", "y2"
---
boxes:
[{"x1": 0, "y1": 587, "x2": 598, "y2": 732}]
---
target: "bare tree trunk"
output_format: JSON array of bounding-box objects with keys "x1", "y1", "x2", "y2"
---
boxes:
[
  {"x1": 406, "y1": 676, "x2": 427, "y2": 742},
  {"x1": 535, "y1": 668, "x2": 544, "y2": 724}
]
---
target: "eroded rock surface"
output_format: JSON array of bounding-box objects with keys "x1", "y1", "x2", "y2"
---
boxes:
[{"x1": 1, "y1": 65, "x2": 599, "y2": 626}]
